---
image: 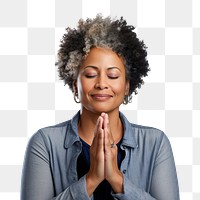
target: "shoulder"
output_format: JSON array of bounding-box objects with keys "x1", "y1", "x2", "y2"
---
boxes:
[
  {"x1": 40, "y1": 120, "x2": 70, "y2": 138},
  {"x1": 120, "y1": 111, "x2": 164, "y2": 139},
  {"x1": 26, "y1": 111, "x2": 80, "y2": 152},
  {"x1": 28, "y1": 120, "x2": 72, "y2": 149},
  {"x1": 120, "y1": 111, "x2": 170, "y2": 148},
  {"x1": 130, "y1": 123, "x2": 172, "y2": 158},
  {"x1": 125, "y1": 121, "x2": 171, "y2": 152},
  {"x1": 132, "y1": 123, "x2": 165, "y2": 139},
  {"x1": 133, "y1": 123, "x2": 170, "y2": 145}
]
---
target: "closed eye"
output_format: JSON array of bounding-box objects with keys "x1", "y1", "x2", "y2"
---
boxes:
[
  {"x1": 108, "y1": 74, "x2": 119, "y2": 79},
  {"x1": 85, "y1": 74, "x2": 97, "y2": 78},
  {"x1": 108, "y1": 76, "x2": 119, "y2": 79}
]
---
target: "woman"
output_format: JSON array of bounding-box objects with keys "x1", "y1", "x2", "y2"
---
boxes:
[{"x1": 21, "y1": 14, "x2": 180, "y2": 200}]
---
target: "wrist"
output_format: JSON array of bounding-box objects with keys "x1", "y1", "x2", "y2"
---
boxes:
[
  {"x1": 86, "y1": 173, "x2": 102, "y2": 197},
  {"x1": 107, "y1": 171, "x2": 123, "y2": 194}
]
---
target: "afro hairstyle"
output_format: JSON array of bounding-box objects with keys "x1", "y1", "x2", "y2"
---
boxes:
[{"x1": 56, "y1": 14, "x2": 150, "y2": 102}]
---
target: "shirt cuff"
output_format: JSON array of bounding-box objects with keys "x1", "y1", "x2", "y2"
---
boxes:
[
  {"x1": 111, "y1": 174, "x2": 141, "y2": 200},
  {"x1": 69, "y1": 175, "x2": 93, "y2": 200}
]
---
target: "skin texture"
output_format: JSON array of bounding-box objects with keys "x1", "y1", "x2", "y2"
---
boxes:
[{"x1": 74, "y1": 47, "x2": 130, "y2": 196}]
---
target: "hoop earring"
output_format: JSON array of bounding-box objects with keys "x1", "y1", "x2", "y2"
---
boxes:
[
  {"x1": 74, "y1": 92, "x2": 80, "y2": 103},
  {"x1": 123, "y1": 95, "x2": 128, "y2": 105},
  {"x1": 123, "y1": 95, "x2": 132, "y2": 105}
]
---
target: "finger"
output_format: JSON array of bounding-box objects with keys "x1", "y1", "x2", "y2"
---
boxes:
[
  {"x1": 91, "y1": 116, "x2": 104, "y2": 149},
  {"x1": 88, "y1": 117, "x2": 105, "y2": 190},
  {"x1": 98, "y1": 116, "x2": 104, "y2": 130},
  {"x1": 92, "y1": 116, "x2": 103, "y2": 149},
  {"x1": 103, "y1": 113, "x2": 109, "y2": 130},
  {"x1": 101, "y1": 112, "x2": 106, "y2": 117},
  {"x1": 94, "y1": 117, "x2": 100, "y2": 134},
  {"x1": 93, "y1": 116, "x2": 104, "y2": 137},
  {"x1": 103, "y1": 114, "x2": 115, "y2": 147},
  {"x1": 100, "y1": 113, "x2": 106, "y2": 129},
  {"x1": 97, "y1": 128, "x2": 104, "y2": 154}
]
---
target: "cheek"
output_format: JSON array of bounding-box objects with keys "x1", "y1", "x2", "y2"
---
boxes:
[
  {"x1": 112, "y1": 80, "x2": 127, "y2": 94},
  {"x1": 77, "y1": 78, "x2": 93, "y2": 95}
]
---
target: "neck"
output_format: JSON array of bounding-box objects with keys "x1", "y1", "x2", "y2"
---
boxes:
[{"x1": 78, "y1": 108, "x2": 123, "y2": 145}]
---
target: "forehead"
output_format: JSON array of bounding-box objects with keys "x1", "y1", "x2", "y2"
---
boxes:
[{"x1": 81, "y1": 47, "x2": 125, "y2": 70}]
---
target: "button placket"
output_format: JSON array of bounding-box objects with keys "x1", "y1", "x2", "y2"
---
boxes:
[
  {"x1": 120, "y1": 145, "x2": 128, "y2": 175},
  {"x1": 68, "y1": 141, "x2": 82, "y2": 183}
]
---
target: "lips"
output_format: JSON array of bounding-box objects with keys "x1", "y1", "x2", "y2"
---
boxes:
[{"x1": 91, "y1": 94, "x2": 113, "y2": 101}]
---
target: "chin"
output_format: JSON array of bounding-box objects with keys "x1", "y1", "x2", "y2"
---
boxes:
[
  {"x1": 87, "y1": 106, "x2": 119, "y2": 115},
  {"x1": 81, "y1": 101, "x2": 121, "y2": 114}
]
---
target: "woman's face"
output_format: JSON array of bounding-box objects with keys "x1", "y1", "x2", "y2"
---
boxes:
[{"x1": 75, "y1": 47, "x2": 129, "y2": 114}]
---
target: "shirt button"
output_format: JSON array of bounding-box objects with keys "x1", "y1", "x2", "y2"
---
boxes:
[{"x1": 123, "y1": 170, "x2": 126, "y2": 174}]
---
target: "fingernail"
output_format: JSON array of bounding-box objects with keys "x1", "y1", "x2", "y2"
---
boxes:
[{"x1": 101, "y1": 112, "x2": 105, "y2": 117}]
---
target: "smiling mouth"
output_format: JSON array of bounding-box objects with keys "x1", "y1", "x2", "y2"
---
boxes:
[{"x1": 91, "y1": 94, "x2": 113, "y2": 101}]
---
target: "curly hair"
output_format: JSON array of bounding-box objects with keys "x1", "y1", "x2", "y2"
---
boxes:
[{"x1": 56, "y1": 14, "x2": 150, "y2": 101}]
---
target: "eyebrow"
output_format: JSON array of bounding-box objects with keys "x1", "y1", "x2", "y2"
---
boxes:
[{"x1": 83, "y1": 66, "x2": 121, "y2": 72}]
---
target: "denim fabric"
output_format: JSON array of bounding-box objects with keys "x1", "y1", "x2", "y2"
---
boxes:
[{"x1": 21, "y1": 111, "x2": 180, "y2": 200}]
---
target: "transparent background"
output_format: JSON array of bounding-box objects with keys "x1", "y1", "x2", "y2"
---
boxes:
[{"x1": 0, "y1": 0, "x2": 199, "y2": 199}]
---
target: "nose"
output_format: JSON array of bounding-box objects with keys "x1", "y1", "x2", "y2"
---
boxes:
[{"x1": 94, "y1": 75, "x2": 108, "y2": 90}]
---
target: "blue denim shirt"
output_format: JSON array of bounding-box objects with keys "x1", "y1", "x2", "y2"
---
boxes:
[{"x1": 21, "y1": 111, "x2": 180, "y2": 200}]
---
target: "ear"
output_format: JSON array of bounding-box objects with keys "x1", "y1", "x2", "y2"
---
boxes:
[{"x1": 125, "y1": 80, "x2": 130, "y2": 95}]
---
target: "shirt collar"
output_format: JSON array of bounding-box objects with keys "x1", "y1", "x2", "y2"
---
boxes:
[
  {"x1": 64, "y1": 111, "x2": 81, "y2": 149},
  {"x1": 119, "y1": 112, "x2": 138, "y2": 149}
]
